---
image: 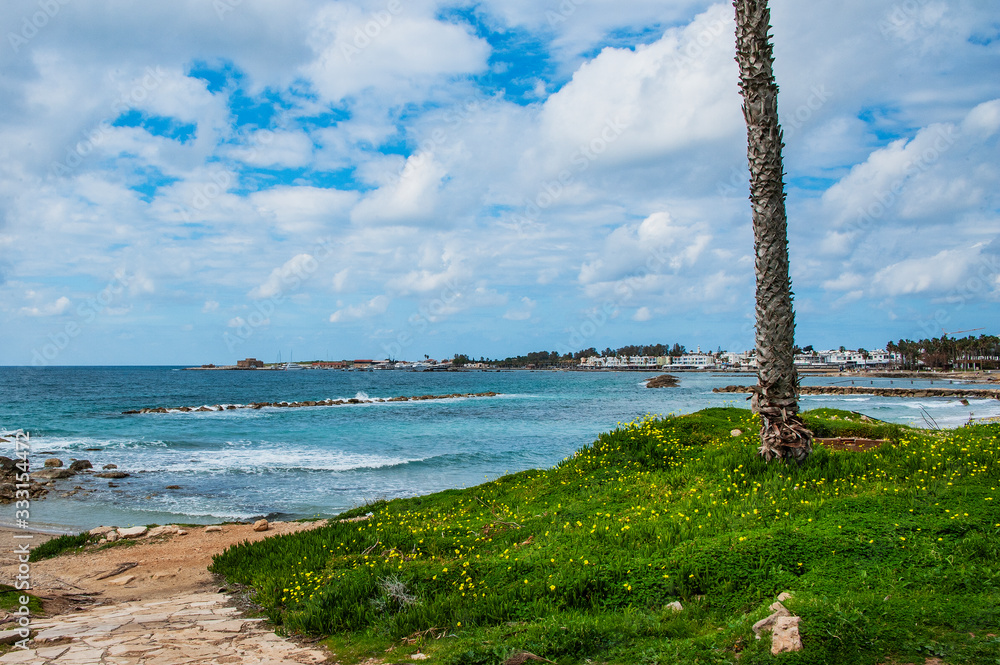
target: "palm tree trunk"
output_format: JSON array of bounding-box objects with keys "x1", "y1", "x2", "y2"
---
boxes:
[{"x1": 734, "y1": 0, "x2": 812, "y2": 462}]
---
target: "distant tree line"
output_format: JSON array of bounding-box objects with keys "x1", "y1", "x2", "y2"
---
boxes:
[
  {"x1": 888, "y1": 335, "x2": 1000, "y2": 370},
  {"x1": 451, "y1": 343, "x2": 690, "y2": 368}
]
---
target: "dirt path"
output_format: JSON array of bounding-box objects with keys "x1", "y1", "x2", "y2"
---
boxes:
[{"x1": 0, "y1": 522, "x2": 333, "y2": 664}]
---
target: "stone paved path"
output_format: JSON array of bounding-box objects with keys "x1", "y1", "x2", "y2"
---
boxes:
[{"x1": 4, "y1": 592, "x2": 328, "y2": 664}]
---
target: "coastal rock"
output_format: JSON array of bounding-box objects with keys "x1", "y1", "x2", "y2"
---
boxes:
[
  {"x1": 103, "y1": 464, "x2": 118, "y2": 470},
  {"x1": 146, "y1": 525, "x2": 179, "y2": 538},
  {"x1": 35, "y1": 468, "x2": 75, "y2": 480},
  {"x1": 252, "y1": 519, "x2": 269, "y2": 532},
  {"x1": 105, "y1": 530, "x2": 120, "y2": 542},
  {"x1": 770, "y1": 616, "x2": 803, "y2": 654},
  {"x1": 96, "y1": 471, "x2": 130, "y2": 479},
  {"x1": 0, "y1": 457, "x2": 15, "y2": 473},
  {"x1": 69, "y1": 460, "x2": 93, "y2": 472},
  {"x1": 205, "y1": 525, "x2": 223, "y2": 533},
  {"x1": 118, "y1": 526, "x2": 148, "y2": 539},
  {"x1": 44, "y1": 458, "x2": 64, "y2": 467},
  {"x1": 0, "y1": 629, "x2": 24, "y2": 646},
  {"x1": 646, "y1": 374, "x2": 680, "y2": 389},
  {"x1": 90, "y1": 526, "x2": 115, "y2": 537}
]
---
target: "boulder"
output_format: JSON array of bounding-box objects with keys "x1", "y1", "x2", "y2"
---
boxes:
[
  {"x1": 102, "y1": 464, "x2": 118, "y2": 470},
  {"x1": 0, "y1": 457, "x2": 17, "y2": 473},
  {"x1": 90, "y1": 526, "x2": 115, "y2": 536},
  {"x1": 770, "y1": 616, "x2": 803, "y2": 654},
  {"x1": 105, "y1": 530, "x2": 120, "y2": 542},
  {"x1": 665, "y1": 601, "x2": 683, "y2": 612},
  {"x1": 731, "y1": 429, "x2": 743, "y2": 437},
  {"x1": 0, "y1": 629, "x2": 23, "y2": 646},
  {"x1": 252, "y1": 519, "x2": 269, "y2": 532},
  {"x1": 146, "y1": 525, "x2": 179, "y2": 538},
  {"x1": 117, "y1": 526, "x2": 148, "y2": 539},
  {"x1": 35, "y1": 468, "x2": 74, "y2": 480},
  {"x1": 69, "y1": 460, "x2": 93, "y2": 472},
  {"x1": 44, "y1": 458, "x2": 63, "y2": 468},
  {"x1": 646, "y1": 374, "x2": 680, "y2": 389},
  {"x1": 0, "y1": 483, "x2": 16, "y2": 501},
  {"x1": 752, "y1": 604, "x2": 791, "y2": 639},
  {"x1": 95, "y1": 471, "x2": 129, "y2": 479},
  {"x1": 776, "y1": 591, "x2": 794, "y2": 602},
  {"x1": 205, "y1": 525, "x2": 223, "y2": 533}
]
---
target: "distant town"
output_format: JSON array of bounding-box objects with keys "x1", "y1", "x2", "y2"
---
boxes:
[{"x1": 192, "y1": 334, "x2": 999, "y2": 373}]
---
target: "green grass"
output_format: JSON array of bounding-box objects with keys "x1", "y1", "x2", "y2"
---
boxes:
[
  {"x1": 210, "y1": 407, "x2": 1000, "y2": 664},
  {"x1": 28, "y1": 532, "x2": 93, "y2": 562},
  {"x1": 0, "y1": 584, "x2": 42, "y2": 615}
]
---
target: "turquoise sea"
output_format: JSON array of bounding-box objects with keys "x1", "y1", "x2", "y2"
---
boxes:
[{"x1": 2, "y1": 367, "x2": 997, "y2": 533}]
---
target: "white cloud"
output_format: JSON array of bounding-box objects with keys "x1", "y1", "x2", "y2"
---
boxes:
[
  {"x1": 632, "y1": 306, "x2": 652, "y2": 322},
  {"x1": 20, "y1": 296, "x2": 70, "y2": 317},
  {"x1": 871, "y1": 246, "x2": 994, "y2": 296},
  {"x1": 504, "y1": 297, "x2": 536, "y2": 321},
  {"x1": 202, "y1": 300, "x2": 219, "y2": 313},
  {"x1": 330, "y1": 294, "x2": 390, "y2": 322},
  {"x1": 232, "y1": 131, "x2": 315, "y2": 169},
  {"x1": 249, "y1": 254, "x2": 318, "y2": 300},
  {"x1": 303, "y1": 7, "x2": 490, "y2": 103}
]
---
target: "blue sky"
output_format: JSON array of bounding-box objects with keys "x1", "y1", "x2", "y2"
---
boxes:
[{"x1": 0, "y1": 0, "x2": 998, "y2": 365}]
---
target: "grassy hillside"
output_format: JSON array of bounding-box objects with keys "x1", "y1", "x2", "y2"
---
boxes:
[{"x1": 210, "y1": 408, "x2": 1000, "y2": 664}]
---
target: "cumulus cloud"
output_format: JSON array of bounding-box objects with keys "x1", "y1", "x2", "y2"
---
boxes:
[
  {"x1": 330, "y1": 295, "x2": 390, "y2": 322},
  {"x1": 249, "y1": 254, "x2": 318, "y2": 300}
]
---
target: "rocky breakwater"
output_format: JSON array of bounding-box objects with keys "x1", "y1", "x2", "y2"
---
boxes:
[
  {"x1": 713, "y1": 385, "x2": 1000, "y2": 399},
  {"x1": 122, "y1": 391, "x2": 503, "y2": 415}
]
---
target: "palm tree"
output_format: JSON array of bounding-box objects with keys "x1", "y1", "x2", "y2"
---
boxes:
[{"x1": 734, "y1": 0, "x2": 812, "y2": 462}]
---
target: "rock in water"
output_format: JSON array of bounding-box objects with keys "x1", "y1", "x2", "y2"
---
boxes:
[
  {"x1": 69, "y1": 460, "x2": 93, "y2": 471},
  {"x1": 646, "y1": 374, "x2": 680, "y2": 389},
  {"x1": 44, "y1": 458, "x2": 63, "y2": 467},
  {"x1": 252, "y1": 519, "x2": 269, "y2": 532}
]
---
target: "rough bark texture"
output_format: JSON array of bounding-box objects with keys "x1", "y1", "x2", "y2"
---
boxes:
[{"x1": 734, "y1": 0, "x2": 812, "y2": 462}]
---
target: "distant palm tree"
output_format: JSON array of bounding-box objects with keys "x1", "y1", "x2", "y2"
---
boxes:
[{"x1": 734, "y1": 0, "x2": 812, "y2": 462}]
